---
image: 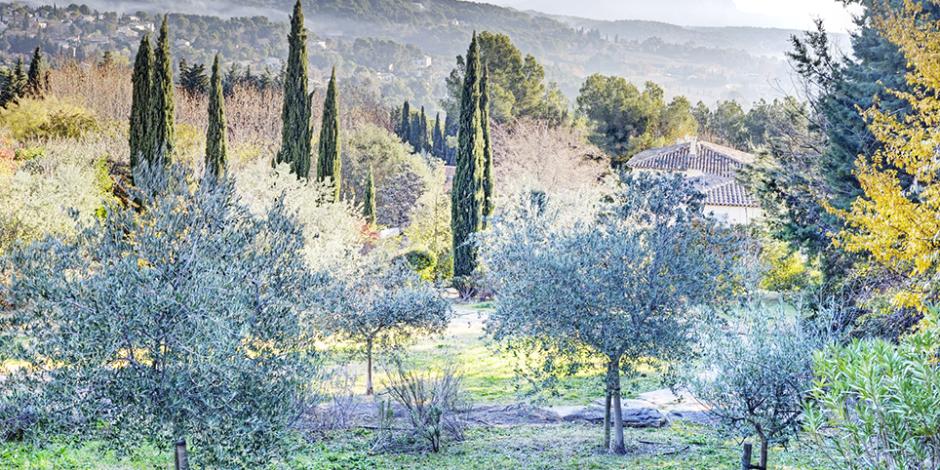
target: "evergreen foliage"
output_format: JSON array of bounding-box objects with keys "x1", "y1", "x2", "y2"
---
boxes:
[
  {"x1": 481, "y1": 66, "x2": 494, "y2": 224},
  {"x1": 129, "y1": 34, "x2": 153, "y2": 174},
  {"x1": 452, "y1": 33, "x2": 486, "y2": 281},
  {"x1": 399, "y1": 100, "x2": 412, "y2": 145},
  {"x1": 149, "y1": 15, "x2": 176, "y2": 167},
  {"x1": 180, "y1": 60, "x2": 210, "y2": 96},
  {"x1": 276, "y1": 0, "x2": 314, "y2": 179},
  {"x1": 363, "y1": 165, "x2": 377, "y2": 226},
  {"x1": 317, "y1": 67, "x2": 342, "y2": 200},
  {"x1": 0, "y1": 59, "x2": 26, "y2": 108},
  {"x1": 25, "y1": 47, "x2": 47, "y2": 98},
  {"x1": 432, "y1": 112, "x2": 445, "y2": 160},
  {"x1": 205, "y1": 54, "x2": 228, "y2": 182},
  {"x1": 420, "y1": 106, "x2": 431, "y2": 153}
]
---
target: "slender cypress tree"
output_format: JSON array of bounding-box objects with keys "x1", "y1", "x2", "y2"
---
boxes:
[
  {"x1": 205, "y1": 54, "x2": 227, "y2": 182},
  {"x1": 150, "y1": 15, "x2": 175, "y2": 167},
  {"x1": 443, "y1": 112, "x2": 456, "y2": 163},
  {"x1": 129, "y1": 34, "x2": 153, "y2": 175},
  {"x1": 481, "y1": 66, "x2": 495, "y2": 224},
  {"x1": 363, "y1": 165, "x2": 377, "y2": 226},
  {"x1": 25, "y1": 47, "x2": 47, "y2": 97},
  {"x1": 452, "y1": 32, "x2": 485, "y2": 279},
  {"x1": 317, "y1": 67, "x2": 341, "y2": 200},
  {"x1": 420, "y1": 106, "x2": 431, "y2": 153},
  {"x1": 432, "y1": 112, "x2": 445, "y2": 160},
  {"x1": 276, "y1": 0, "x2": 313, "y2": 179},
  {"x1": 400, "y1": 101, "x2": 412, "y2": 145}
]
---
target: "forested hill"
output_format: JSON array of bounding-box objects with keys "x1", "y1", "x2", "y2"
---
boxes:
[{"x1": 14, "y1": 0, "x2": 844, "y2": 105}]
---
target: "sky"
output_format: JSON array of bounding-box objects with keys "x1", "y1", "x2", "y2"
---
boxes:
[{"x1": 482, "y1": 0, "x2": 861, "y2": 32}]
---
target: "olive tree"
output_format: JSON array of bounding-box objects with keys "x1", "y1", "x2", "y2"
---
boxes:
[
  {"x1": 688, "y1": 303, "x2": 835, "y2": 469},
  {"x1": 0, "y1": 167, "x2": 324, "y2": 467},
  {"x1": 480, "y1": 172, "x2": 743, "y2": 454},
  {"x1": 321, "y1": 257, "x2": 452, "y2": 395}
]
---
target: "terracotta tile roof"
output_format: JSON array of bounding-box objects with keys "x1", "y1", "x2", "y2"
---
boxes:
[
  {"x1": 626, "y1": 140, "x2": 759, "y2": 208},
  {"x1": 691, "y1": 175, "x2": 758, "y2": 208}
]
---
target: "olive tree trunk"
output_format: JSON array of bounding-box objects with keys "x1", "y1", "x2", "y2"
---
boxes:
[
  {"x1": 365, "y1": 338, "x2": 374, "y2": 395},
  {"x1": 607, "y1": 355, "x2": 625, "y2": 454}
]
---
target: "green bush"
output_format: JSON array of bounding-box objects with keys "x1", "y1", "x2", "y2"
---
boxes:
[
  {"x1": 0, "y1": 167, "x2": 324, "y2": 467},
  {"x1": 398, "y1": 247, "x2": 437, "y2": 279},
  {"x1": 0, "y1": 98, "x2": 99, "y2": 141},
  {"x1": 804, "y1": 310, "x2": 940, "y2": 469}
]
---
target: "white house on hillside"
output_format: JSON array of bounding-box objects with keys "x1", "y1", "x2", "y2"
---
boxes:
[{"x1": 626, "y1": 139, "x2": 763, "y2": 225}]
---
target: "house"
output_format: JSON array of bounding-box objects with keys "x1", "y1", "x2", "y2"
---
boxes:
[{"x1": 625, "y1": 139, "x2": 763, "y2": 225}]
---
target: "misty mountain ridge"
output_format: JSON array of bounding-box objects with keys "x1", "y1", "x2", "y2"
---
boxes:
[{"x1": 13, "y1": 0, "x2": 847, "y2": 105}]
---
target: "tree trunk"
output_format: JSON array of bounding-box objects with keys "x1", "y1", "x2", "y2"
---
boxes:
[
  {"x1": 603, "y1": 389, "x2": 611, "y2": 450},
  {"x1": 366, "y1": 338, "x2": 374, "y2": 395},
  {"x1": 608, "y1": 357, "x2": 625, "y2": 455},
  {"x1": 759, "y1": 438, "x2": 768, "y2": 470}
]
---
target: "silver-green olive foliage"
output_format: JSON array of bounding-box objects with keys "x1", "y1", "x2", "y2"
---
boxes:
[
  {"x1": 321, "y1": 256, "x2": 452, "y2": 394},
  {"x1": 0, "y1": 166, "x2": 323, "y2": 467},
  {"x1": 480, "y1": 171, "x2": 744, "y2": 452}
]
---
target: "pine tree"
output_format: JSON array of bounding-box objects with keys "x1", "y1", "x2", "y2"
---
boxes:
[
  {"x1": 432, "y1": 112, "x2": 445, "y2": 160},
  {"x1": 400, "y1": 101, "x2": 412, "y2": 145},
  {"x1": 25, "y1": 47, "x2": 47, "y2": 97},
  {"x1": 317, "y1": 67, "x2": 341, "y2": 200},
  {"x1": 180, "y1": 61, "x2": 209, "y2": 96},
  {"x1": 129, "y1": 34, "x2": 153, "y2": 175},
  {"x1": 481, "y1": 66, "x2": 494, "y2": 225},
  {"x1": 452, "y1": 32, "x2": 486, "y2": 280},
  {"x1": 0, "y1": 58, "x2": 26, "y2": 107},
  {"x1": 276, "y1": 0, "x2": 313, "y2": 179},
  {"x1": 363, "y1": 165, "x2": 377, "y2": 226},
  {"x1": 150, "y1": 15, "x2": 176, "y2": 167},
  {"x1": 205, "y1": 54, "x2": 227, "y2": 182}
]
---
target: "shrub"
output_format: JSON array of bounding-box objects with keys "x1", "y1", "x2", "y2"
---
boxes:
[
  {"x1": 0, "y1": 167, "x2": 324, "y2": 467},
  {"x1": 397, "y1": 247, "x2": 437, "y2": 280},
  {"x1": 804, "y1": 310, "x2": 940, "y2": 470},
  {"x1": 688, "y1": 303, "x2": 834, "y2": 468},
  {"x1": 380, "y1": 358, "x2": 469, "y2": 453},
  {"x1": 0, "y1": 97, "x2": 99, "y2": 141}
]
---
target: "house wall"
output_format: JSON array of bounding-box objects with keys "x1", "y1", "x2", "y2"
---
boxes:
[{"x1": 705, "y1": 205, "x2": 764, "y2": 225}]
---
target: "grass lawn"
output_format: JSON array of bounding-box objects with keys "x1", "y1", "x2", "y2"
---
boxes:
[
  {"x1": 331, "y1": 304, "x2": 662, "y2": 405},
  {"x1": 1, "y1": 423, "x2": 833, "y2": 469},
  {"x1": 0, "y1": 303, "x2": 831, "y2": 469}
]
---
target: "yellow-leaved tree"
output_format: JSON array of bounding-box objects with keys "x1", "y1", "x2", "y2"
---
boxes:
[{"x1": 831, "y1": 0, "x2": 940, "y2": 309}]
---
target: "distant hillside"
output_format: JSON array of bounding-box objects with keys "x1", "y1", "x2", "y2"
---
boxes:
[{"x1": 13, "y1": 0, "x2": 835, "y2": 106}]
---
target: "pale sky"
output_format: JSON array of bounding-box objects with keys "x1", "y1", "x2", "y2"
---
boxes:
[{"x1": 482, "y1": 0, "x2": 861, "y2": 32}]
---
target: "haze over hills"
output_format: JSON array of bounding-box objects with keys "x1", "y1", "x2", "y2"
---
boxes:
[{"x1": 12, "y1": 0, "x2": 848, "y2": 106}]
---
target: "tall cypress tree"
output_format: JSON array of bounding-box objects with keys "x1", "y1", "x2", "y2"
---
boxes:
[
  {"x1": 420, "y1": 106, "x2": 431, "y2": 153},
  {"x1": 481, "y1": 66, "x2": 495, "y2": 224},
  {"x1": 276, "y1": 0, "x2": 313, "y2": 179},
  {"x1": 317, "y1": 67, "x2": 341, "y2": 200},
  {"x1": 432, "y1": 112, "x2": 445, "y2": 160},
  {"x1": 25, "y1": 47, "x2": 47, "y2": 97},
  {"x1": 150, "y1": 15, "x2": 175, "y2": 167},
  {"x1": 400, "y1": 101, "x2": 412, "y2": 145},
  {"x1": 443, "y1": 112, "x2": 456, "y2": 163},
  {"x1": 129, "y1": 34, "x2": 153, "y2": 175},
  {"x1": 205, "y1": 54, "x2": 227, "y2": 181},
  {"x1": 363, "y1": 165, "x2": 377, "y2": 226},
  {"x1": 452, "y1": 32, "x2": 485, "y2": 280}
]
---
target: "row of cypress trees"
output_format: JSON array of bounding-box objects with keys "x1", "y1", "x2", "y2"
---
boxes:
[
  {"x1": 277, "y1": 0, "x2": 342, "y2": 200},
  {"x1": 452, "y1": 32, "x2": 494, "y2": 280},
  {"x1": 130, "y1": 16, "x2": 226, "y2": 182},
  {"x1": 395, "y1": 101, "x2": 448, "y2": 161}
]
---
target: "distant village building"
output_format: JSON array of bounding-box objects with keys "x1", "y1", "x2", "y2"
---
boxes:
[{"x1": 626, "y1": 139, "x2": 763, "y2": 225}]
